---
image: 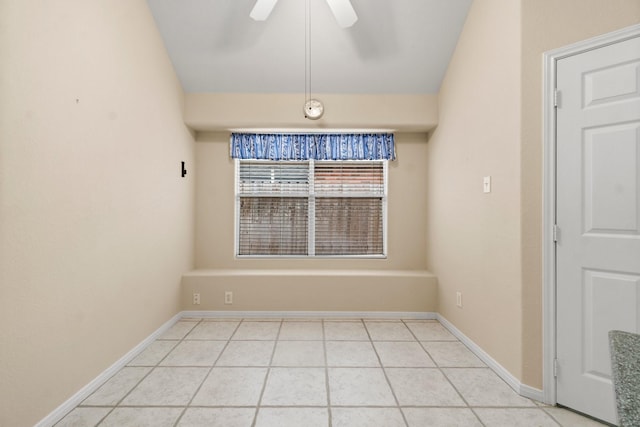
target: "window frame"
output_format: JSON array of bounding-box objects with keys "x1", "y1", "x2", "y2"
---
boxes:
[{"x1": 234, "y1": 159, "x2": 388, "y2": 259}]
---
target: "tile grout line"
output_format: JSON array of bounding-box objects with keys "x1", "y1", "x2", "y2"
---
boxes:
[
  {"x1": 91, "y1": 319, "x2": 202, "y2": 427},
  {"x1": 81, "y1": 403, "x2": 555, "y2": 409},
  {"x1": 539, "y1": 406, "x2": 576, "y2": 427},
  {"x1": 250, "y1": 318, "x2": 283, "y2": 427},
  {"x1": 172, "y1": 319, "x2": 231, "y2": 426},
  {"x1": 404, "y1": 321, "x2": 552, "y2": 424},
  {"x1": 172, "y1": 319, "x2": 241, "y2": 427},
  {"x1": 402, "y1": 319, "x2": 489, "y2": 427},
  {"x1": 322, "y1": 319, "x2": 333, "y2": 427},
  {"x1": 398, "y1": 318, "x2": 441, "y2": 426},
  {"x1": 363, "y1": 319, "x2": 410, "y2": 427},
  {"x1": 123, "y1": 320, "x2": 197, "y2": 425},
  {"x1": 77, "y1": 407, "x2": 114, "y2": 427}
]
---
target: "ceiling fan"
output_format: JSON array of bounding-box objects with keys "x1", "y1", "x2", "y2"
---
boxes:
[{"x1": 250, "y1": 0, "x2": 358, "y2": 28}]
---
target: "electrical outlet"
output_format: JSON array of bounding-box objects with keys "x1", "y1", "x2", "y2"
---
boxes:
[
  {"x1": 193, "y1": 293, "x2": 200, "y2": 305},
  {"x1": 456, "y1": 292, "x2": 463, "y2": 308},
  {"x1": 224, "y1": 291, "x2": 233, "y2": 305}
]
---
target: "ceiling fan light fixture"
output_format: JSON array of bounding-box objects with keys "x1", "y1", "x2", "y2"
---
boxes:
[
  {"x1": 304, "y1": 99, "x2": 324, "y2": 120},
  {"x1": 250, "y1": 0, "x2": 279, "y2": 21},
  {"x1": 325, "y1": 0, "x2": 358, "y2": 28}
]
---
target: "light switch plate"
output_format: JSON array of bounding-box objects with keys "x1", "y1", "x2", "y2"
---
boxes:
[{"x1": 483, "y1": 176, "x2": 491, "y2": 193}]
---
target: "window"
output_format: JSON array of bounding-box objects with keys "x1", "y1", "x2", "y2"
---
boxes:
[{"x1": 236, "y1": 160, "x2": 387, "y2": 257}]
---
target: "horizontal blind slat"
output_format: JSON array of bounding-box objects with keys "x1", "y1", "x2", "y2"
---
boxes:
[
  {"x1": 238, "y1": 197, "x2": 309, "y2": 255},
  {"x1": 314, "y1": 161, "x2": 384, "y2": 195},
  {"x1": 237, "y1": 160, "x2": 386, "y2": 257},
  {"x1": 239, "y1": 161, "x2": 309, "y2": 195},
  {"x1": 314, "y1": 197, "x2": 383, "y2": 255}
]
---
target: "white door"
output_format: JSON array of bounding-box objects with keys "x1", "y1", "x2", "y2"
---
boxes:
[{"x1": 556, "y1": 35, "x2": 640, "y2": 424}]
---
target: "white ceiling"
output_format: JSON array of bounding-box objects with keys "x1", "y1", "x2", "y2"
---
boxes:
[{"x1": 146, "y1": 0, "x2": 473, "y2": 94}]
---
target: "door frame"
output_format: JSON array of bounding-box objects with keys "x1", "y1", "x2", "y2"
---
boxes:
[{"x1": 542, "y1": 23, "x2": 640, "y2": 406}]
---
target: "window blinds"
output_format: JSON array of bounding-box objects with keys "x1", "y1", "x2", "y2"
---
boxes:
[
  {"x1": 236, "y1": 160, "x2": 386, "y2": 257},
  {"x1": 314, "y1": 162, "x2": 385, "y2": 195},
  {"x1": 238, "y1": 197, "x2": 309, "y2": 256},
  {"x1": 314, "y1": 197, "x2": 383, "y2": 255},
  {"x1": 238, "y1": 161, "x2": 309, "y2": 195},
  {"x1": 314, "y1": 163, "x2": 384, "y2": 255}
]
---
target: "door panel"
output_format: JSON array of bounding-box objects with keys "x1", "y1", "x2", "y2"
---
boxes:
[
  {"x1": 584, "y1": 60, "x2": 640, "y2": 107},
  {"x1": 583, "y1": 270, "x2": 640, "y2": 377},
  {"x1": 556, "y1": 35, "x2": 640, "y2": 424},
  {"x1": 585, "y1": 124, "x2": 640, "y2": 234}
]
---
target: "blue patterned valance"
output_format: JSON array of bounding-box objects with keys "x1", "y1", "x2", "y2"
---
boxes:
[{"x1": 230, "y1": 133, "x2": 396, "y2": 161}]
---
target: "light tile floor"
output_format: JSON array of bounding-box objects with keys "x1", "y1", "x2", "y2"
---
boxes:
[{"x1": 56, "y1": 318, "x2": 609, "y2": 427}]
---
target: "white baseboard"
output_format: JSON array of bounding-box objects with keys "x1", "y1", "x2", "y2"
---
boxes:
[
  {"x1": 437, "y1": 314, "x2": 544, "y2": 403},
  {"x1": 38, "y1": 310, "x2": 543, "y2": 426},
  {"x1": 182, "y1": 310, "x2": 437, "y2": 320},
  {"x1": 520, "y1": 383, "x2": 544, "y2": 402},
  {"x1": 35, "y1": 313, "x2": 183, "y2": 427}
]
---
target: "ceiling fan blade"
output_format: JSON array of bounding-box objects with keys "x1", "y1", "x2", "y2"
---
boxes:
[
  {"x1": 325, "y1": 0, "x2": 358, "y2": 28},
  {"x1": 250, "y1": 0, "x2": 279, "y2": 21}
]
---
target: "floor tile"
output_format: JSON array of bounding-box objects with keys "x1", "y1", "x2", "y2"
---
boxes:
[
  {"x1": 191, "y1": 367, "x2": 267, "y2": 406},
  {"x1": 403, "y1": 408, "x2": 482, "y2": 427},
  {"x1": 261, "y1": 367, "x2": 327, "y2": 406},
  {"x1": 474, "y1": 408, "x2": 561, "y2": 427},
  {"x1": 324, "y1": 321, "x2": 369, "y2": 341},
  {"x1": 422, "y1": 341, "x2": 485, "y2": 367},
  {"x1": 58, "y1": 317, "x2": 594, "y2": 427},
  {"x1": 160, "y1": 321, "x2": 199, "y2": 339},
  {"x1": 100, "y1": 408, "x2": 183, "y2": 427},
  {"x1": 271, "y1": 340, "x2": 325, "y2": 366},
  {"x1": 543, "y1": 407, "x2": 609, "y2": 426},
  {"x1": 365, "y1": 321, "x2": 415, "y2": 341},
  {"x1": 121, "y1": 367, "x2": 208, "y2": 406},
  {"x1": 373, "y1": 341, "x2": 435, "y2": 367},
  {"x1": 332, "y1": 408, "x2": 406, "y2": 427},
  {"x1": 127, "y1": 340, "x2": 177, "y2": 366},
  {"x1": 328, "y1": 368, "x2": 396, "y2": 406},
  {"x1": 278, "y1": 321, "x2": 323, "y2": 340},
  {"x1": 326, "y1": 341, "x2": 380, "y2": 367},
  {"x1": 405, "y1": 321, "x2": 457, "y2": 341},
  {"x1": 186, "y1": 321, "x2": 239, "y2": 340},
  {"x1": 160, "y1": 340, "x2": 226, "y2": 366},
  {"x1": 254, "y1": 408, "x2": 328, "y2": 427},
  {"x1": 177, "y1": 408, "x2": 255, "y2": 427},
  {"x1": 216, "y1": 341, "x2": 274, "y2": 366},
  {"x1": 54, "y1": 407, "x2": 111, "y2": 427},
  {"x1": 386, "y1": 368, "x2": 465, "y2": 406},
  {"x1": 81, "y1": 367, "x2": 151, "y2": 406},
  {"x1": 443, "y1": 368, "x2": 537, "y2": 407},
  {"x1": 232, "y1": 321, "x2": 281, "y2": 340}
]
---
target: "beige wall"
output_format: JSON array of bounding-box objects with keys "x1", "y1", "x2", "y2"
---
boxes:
[
  {"x1": 182, "y1": 270, "x2": 438, "y2": 312},
  {"x1": 428, "y1": 0, "x2": 640, "y2": 390},
  {"x1": 196, "y1": 132, "x2": 429, "y2": 271},
  {"x1": 185, "y1": 93, "x2": 438, "y2": 132},
  {"x1": 520, "y1": 0, "x2": 640, "y2": 387},
  {"x1": 0, "y1": 1, "x2": 195, "y2": 425},
  {"x1": 426, "y1": 0, "x2": 523, "y2": 378},
  {"x1": 189, "y1": 131, "x2": 435, "y2": 311}
]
